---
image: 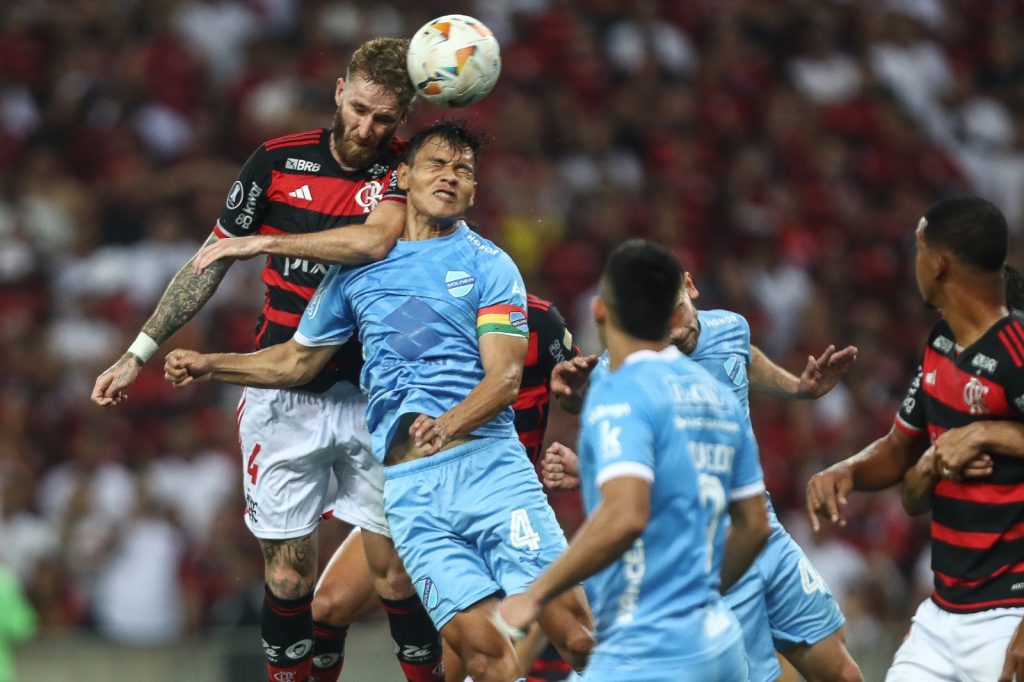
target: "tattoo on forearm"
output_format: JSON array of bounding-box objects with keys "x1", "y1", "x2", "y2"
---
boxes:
[{"x1": 142, "y1": 235, "x2": 230, "y2": 344}]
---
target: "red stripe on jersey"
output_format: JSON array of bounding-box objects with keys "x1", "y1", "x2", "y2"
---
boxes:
[
  {"x1": 935, "y1": 479, "x2": 1024, "y2": 505},
  {"x1": 262, "y1": 267, "x2": 318, "y2": 299},
  {"x1": 935, "y1": 562, "x2": 1024, "y2": 588},
  {"x1": 258, "y1": 225, "x2": 289, "y2": 235},
  {"x1": 518, "y1": 429, "x2": 543, "y2": 448},
  {"x1": 1002, "y1": 327, "x2": 1024, "y2": 367},
  {"x1": 524, "y1": 330, "x2": 539, "y2": 367},
  {"x1": 932, "y1": 520, "x2": 1024, "y2": 550},
  {"x1": 526, "y1": 294, "x2": 551, "y2": 311},
  {"x1": 268, "y1": 170, "x2": 387, "y2": 217},
  {"x1": 213, "y1": 221, "x2": 234, "y2": 239},
  {"x1": 264, "y1": 130, "x2": 321, "y2": 150},
  {"x1": 893, "y1": 414, "x2": 924, "y2": 437},
  {"x1": 922, "y1": 348, "x2": 1011, "y2": 415},
  {"x1": 513, "y1": 383, "x2": 549, "y2": 411},
  {"x1": 931, "y1": 590, "x2": 1024, "y2": 612},
  {"x1": 263, "y1": 307, "x2": 302, "y2": 327}
]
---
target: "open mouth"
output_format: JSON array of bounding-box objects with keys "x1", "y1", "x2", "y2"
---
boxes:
[{"x1": 433, "y1": 189, "x2": 456, "y2": 202}]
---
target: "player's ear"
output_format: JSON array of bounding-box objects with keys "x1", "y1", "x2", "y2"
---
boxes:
[
  {"x1": 335, "y1": 78, "x2": 346, "y2": 106},
  {"x1": 397, "y1": 162, "x2": 410, "y2": 191},
  {"x1": 467, "y1": 181, "x2": 476, "y2": 207},
  {"x1": 684, "y1": 272, "x2": 699, "y2": 301},
  {"x1": 593, "y1": 296, "x2": 606, "y2": 326}
]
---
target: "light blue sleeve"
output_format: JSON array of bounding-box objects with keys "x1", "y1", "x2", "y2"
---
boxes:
[
  {"x1": 584, "y1": 378, "x2": 657, "y2": 489},
  {"x1": 294, "y1": 265, "x2": 355, "y2": 347},
  {"x1": 729, "y1": 418, "x2": 766, "y2": 501},
  {"x1": 479, "y1": 250, "x2": 528, "y2": 311}
]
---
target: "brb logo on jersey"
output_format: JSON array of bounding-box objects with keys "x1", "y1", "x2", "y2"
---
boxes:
[{"x1": 355, "y1": 180, "x2": 384, "y2": 213}]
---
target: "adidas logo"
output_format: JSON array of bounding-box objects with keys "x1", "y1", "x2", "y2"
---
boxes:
[{"x1": 288, "y1": 185, "x2": 312, "y2": 201}]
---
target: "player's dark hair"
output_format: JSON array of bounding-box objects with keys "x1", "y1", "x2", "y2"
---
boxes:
[
  {"x1": 601, "y1": 240, "x2": 683, "y2": 341},
  {"x1": 921, "y1": 197, "x2": 1007, "y2": 272},
  {"x1": 347, "y1": 38, "x2": 417, "y2": 110},
  {"x1": 1004, "y1": 264, "x2": 1024, "y2": 309},
  {"x1": 406, "y1": 120, "x2": 485, "y2": 169}
]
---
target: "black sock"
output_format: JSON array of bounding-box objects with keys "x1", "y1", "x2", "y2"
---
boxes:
[
  {"x1": 310, "y1": 621, "x2": 348, "y2": 681},
  {"x1": 380, "y1": 595, "x2": 444, "y2": 682},
  {"x1": 262, "y1": 585, "x2": 314, "y2": 681}
]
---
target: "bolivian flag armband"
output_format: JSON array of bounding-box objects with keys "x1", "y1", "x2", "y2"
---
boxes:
[{"x1": 477, "y1": 304, "x2": 529, "y2": 339}]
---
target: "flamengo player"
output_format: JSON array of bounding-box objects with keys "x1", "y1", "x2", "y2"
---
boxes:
[
  {"x1": 93, "y1": 39, "x2": 444, "y2": 682},
  {"x1": 807, "y1": 197, "x2": 1024, "y2": 682},
  {"x1": 164, "y1": 121, "x2": 594, "y2": 681}
]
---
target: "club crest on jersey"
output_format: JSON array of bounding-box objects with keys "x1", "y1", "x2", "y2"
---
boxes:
[
  {"x1": 963, "y1": 377, "x2": 989, "y2": 415},
  {"x1": 414, "y1": 577, "x2": 440, "y2": 610},
  {"x1": 724, "y1": 355, "x2": 745, "y2": 386},
  {"x1": 355, "y1": 180, "x2": 383, "y2": 213},
  {"x1": 445, "y1": 270, "x2": 475, "y2": 297},
  {"x1": 226, "y1": 180, "x2": 244, "y2": 209}
]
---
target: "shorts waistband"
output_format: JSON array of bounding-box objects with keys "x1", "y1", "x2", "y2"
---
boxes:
[{"x1": 384, "y1": 437, "x2": 502, "y2": 479}]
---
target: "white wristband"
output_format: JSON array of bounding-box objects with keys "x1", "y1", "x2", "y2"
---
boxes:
[{"x1": 127, "y1": 333, "x2": 160, "y2": 364}]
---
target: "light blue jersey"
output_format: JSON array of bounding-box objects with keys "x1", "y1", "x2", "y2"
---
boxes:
[
  {"x1": 296, "y1": 222, "x2": 527, "y2": 460},
  {"x1": 577, "y1": 346, "x2": 759, "y2": 680},
  {"x1": 295, "y1": 222, "x2": 568, "y2": 630}
]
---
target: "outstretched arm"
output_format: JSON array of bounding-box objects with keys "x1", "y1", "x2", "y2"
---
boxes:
[
  {"x1": 92, "y1": 233, "x2": 232, "y2": 406},
  {"x1": 749, "y1": 344, "x2": 858, "y2": 400},
  {"x1": 806, "y1": 425, "x2": 927, "y2": 531},
  {"x1": 164, "y1": 339, "x2": 338, "y2": 389},
  {"x1": 193, "y1": 200, "x2": 406, "y2": 273},
  {"x1": 410, "y1": 333, "x2": 528, "y2": 454}
]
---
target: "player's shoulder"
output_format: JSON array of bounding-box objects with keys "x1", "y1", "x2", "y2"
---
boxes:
[
  {"x1": 923, "y1": 318, "x2": 956, "y2": 355},
  {"x1": 259, "y1": 128, "x2": 327, "y2": 159},
  {"x1": 527, "y1": 293, "x2": 553, "y2": 312},
  {"x1": 459, "y1": 225, "x2": 518, "y2": 269},
  {"x1": 698, "y1": 309, "x2": 750, "y2": 335}
]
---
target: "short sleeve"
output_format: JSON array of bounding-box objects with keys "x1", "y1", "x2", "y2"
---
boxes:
[
  {"x1": 529, "y1": 302, "x2": 579, "y2": 377},
  {"x1": 476, "y1": 252, "x2": 528, "y2": 339},
  {"x1": 294, "y1": 266, "x2": 355, "y2": 347},
  {"x1": 584, "y1": 383, "x2": 656, "y2": 488},
  {"x1": 215, "y1": 146, "x2": 273, "y2": 239},
  {"x1": 895, "y1": 361, "x2": 927, "y2": 436},
  {"x1": 729, "y1": 421, "x2": 766, "y2": 501}
]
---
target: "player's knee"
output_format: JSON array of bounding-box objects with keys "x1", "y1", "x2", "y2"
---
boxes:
[
  {"x1": 311, "y1": 587, "x2": 351, "y2": 627},
  {"x1": 463, "y1": 650, "x2": 517, "y2": 681},
  {"x1": 555, "y1": 626, "x2": 593, "y2": 670},
  {"x1": 265, "y1": 564, "x2": 315, "y2": 600},
  {"x1": 832, "y1": 658, "x2": 864, "y2": 682},
  {"x1": 370, "y1": 561, "x2": 415, "y2": 600}
]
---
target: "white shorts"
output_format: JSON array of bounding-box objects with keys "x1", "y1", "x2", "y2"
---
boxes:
[
  {"x1": 236, "y1": 383, "x2": 388, "y2": 540},
  {"x1": 886, "y1": 598, "x2": 1024, "y2": 682}
]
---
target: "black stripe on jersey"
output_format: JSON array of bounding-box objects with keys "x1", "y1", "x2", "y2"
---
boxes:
[
  {"x1": 262, "y1": 204, "x2": 371, "y2": 234},
  {"x1": 933, "y1": 534, "x2": 1024, "y2": 582},
  {"x1": 933, "y1": 573, "x2": 1024, "y2": 613}
]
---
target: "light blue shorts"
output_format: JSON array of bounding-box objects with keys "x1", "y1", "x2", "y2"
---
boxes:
[
  {"x1": 383, "y1": 436, "x2": 567, "y2": 629},
  {"x1": 726, "y1": 505, "x2": 845, "y2": 659}
]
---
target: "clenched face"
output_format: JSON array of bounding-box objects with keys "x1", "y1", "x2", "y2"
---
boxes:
[
  {"x1": 332, "y1": 74, "x2": 405, "y2": 169},
  {"x1": 669, "y1": 273, "x2": 701, "y2": 354},
  {"x1": 399, "y1": 136, "x2": 476, "y2": 223}
]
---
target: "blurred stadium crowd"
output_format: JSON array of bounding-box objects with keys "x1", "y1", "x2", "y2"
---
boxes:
[{"x1": 2, "y1": 0, "x2": 1024, "y2": 673}]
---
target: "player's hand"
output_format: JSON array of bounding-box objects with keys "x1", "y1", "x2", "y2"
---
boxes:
[
  {"x1": 933, "y1": 423, "x2": 989, "y2": 474},
  {"x1": 541, "y1": 442, "x2": 581, "y2": 491},
  {"x1": 410, "y1": 414, "x2": 450, "y2": 456},
  {"x1": 797, "y1": 344, "x2": 858, "y2": 399},
  {"x1": 806, "y1": 462, "x2": 854, "y2": 532},
  {"x1": 193, "y1": 235, "x2": 269, "y2": 274},
  {"x1": 999, "y1": 617, "x2": 1024, "y2": 682},
  {"x1": 497, "y1": 592, "x2": 541, "y2": 640},
  {"x1": 163, "y1": 349, "x2": 214, "y2": 386},
  {"x1": 91, "y1": 353, "x2": 142, "y2": 407}
]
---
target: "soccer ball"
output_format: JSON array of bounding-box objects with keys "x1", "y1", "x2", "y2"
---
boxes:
[{"x1": 407, "y1": 14, "x2": 501, "y2": 107}]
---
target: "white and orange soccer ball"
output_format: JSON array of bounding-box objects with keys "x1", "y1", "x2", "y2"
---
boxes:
[{"x1": 407, "y1": 14, "x2": 501, "y2": 107}]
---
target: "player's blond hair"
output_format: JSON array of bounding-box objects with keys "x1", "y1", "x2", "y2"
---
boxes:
[{"x1": 347, "y1": 38, "x2": 416, "y2": 110}]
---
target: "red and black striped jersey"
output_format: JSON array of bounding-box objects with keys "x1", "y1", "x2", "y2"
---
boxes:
[
  {"x1": 214, "y1": 128, "x2": 406, "y2": 392},
  {"x1": 896, "y1": 313, "x2": 1024, "y2": 612},
  {"x1": 513, "y1": 294, "x2": 579, "y2": 463}
]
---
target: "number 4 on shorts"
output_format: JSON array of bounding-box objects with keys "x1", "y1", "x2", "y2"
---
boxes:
[{"x1": 510, "y1": 508, "x2": 541, "y2": 551}]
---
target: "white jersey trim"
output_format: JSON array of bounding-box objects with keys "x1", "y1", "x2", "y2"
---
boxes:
[
  {"x1": 597, "y1": 461, "x2": 655, "y2": 488},
  {"x1": 293, "y1": 331, "x2": 350, "y2": 348},
  {"x1": 730, "y1": 479, "x2": 767, "y2": 501}
]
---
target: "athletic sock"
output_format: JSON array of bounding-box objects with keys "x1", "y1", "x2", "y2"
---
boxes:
[
  {"x1": 527, "y1": 642, "x2": 573, "y2": 681},
  {"x1": 262, "y1": 585, "x2": 314, "y2": 682},
  {"x1": 380, "y1": 595, "x2": 444, "y2": 682},
  {"x1": 309, "y1": 621, "x2": 348, "y2": 681}
]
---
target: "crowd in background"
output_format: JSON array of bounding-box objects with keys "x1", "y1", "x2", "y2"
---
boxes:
[{"x1": 2, "y1": 0, "x2": 1024, "y2": 673}]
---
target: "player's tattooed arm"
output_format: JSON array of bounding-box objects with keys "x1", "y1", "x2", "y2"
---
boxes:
[
  {"x1": 92, "y1": 233, "x2": 230, "y2": 407},
  {"x1": 749, "y1": 344, "x2": 858, "y2": 400},
  {"x1": 143, "y1": 233, "x2": 232, "y2": 345}
]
